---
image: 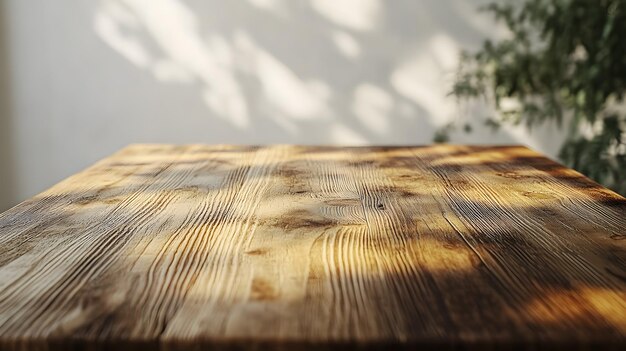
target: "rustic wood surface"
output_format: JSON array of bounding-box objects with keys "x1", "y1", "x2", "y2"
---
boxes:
[{"x1": 0, "y1": 144, "x2": 625, "y2": 350}]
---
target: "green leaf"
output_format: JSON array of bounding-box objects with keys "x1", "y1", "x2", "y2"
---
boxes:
[{"x1": 449, "y1": 0, "x2": 626, "y2": 194}]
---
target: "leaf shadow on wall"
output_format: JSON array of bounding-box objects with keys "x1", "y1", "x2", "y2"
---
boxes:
[{"x1": 93, "y1": 0, "x2": 512, "y2": 146}]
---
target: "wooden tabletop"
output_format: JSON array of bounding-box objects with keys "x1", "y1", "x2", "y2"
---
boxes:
[{"x1": 0, "y1": 145, "x2": 625, "y2": 350}]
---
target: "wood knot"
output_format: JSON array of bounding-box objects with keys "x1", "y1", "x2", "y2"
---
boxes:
[
  {"x1": 245, "y1": 248, "x2": 268, "y2": 256},
  {"x1": 250, "y1": 278, "x2": 277, "y2": 300},
  {"x1": 73, "y1": 195, "x2": 98, "y2": 205},
  {"x1": 266, "y1": 209, "x2": 337, "y2": 230},
  {"x1": 522, "y1": 191, "x2": 555, "y2": 200},
  {"x1": 496, "y1": 171, "x2": 524, "y2": 179},
  {"x1": 325, "y1": 198, "x2": 360, "y2": 206}
]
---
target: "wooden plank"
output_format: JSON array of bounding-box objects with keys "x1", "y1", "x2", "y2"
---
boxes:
[{"x1": 0, "y1": 144, "x2": 624, "y2": 350}]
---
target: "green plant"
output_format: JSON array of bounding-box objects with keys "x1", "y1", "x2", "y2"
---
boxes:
[{"x1": 448, "y1": 0, "x2": 626, "y2": 195}]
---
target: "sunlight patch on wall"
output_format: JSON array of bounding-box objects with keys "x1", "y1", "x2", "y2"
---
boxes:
[
  {"x1": 330, "y1": 123, "x2": 368, "y2": 145},
  {"x1": 95, "y1": 2, "x2": 150, "y2": 68},
  {"x1": 331, "y1": 30, "x2": 361, "y2": 59},
  {"x1": 152, "y1": 60, "x2": 193, "y2": 83},
  {"x1": 93, "y1": 0, "x2": 486, "y2": 146},
  {"x1": 94, "y1": 0, "x2": 344, "y2": 132},
  {"x1": 234, "y1": 32, "x2": 331, "y2": 121},
  {"x1": 390, "y1": 34, "x2": 458, "y2": 127},
  {"x1": 246, "y1": 0, "x2": 286, "y2": 16},
  {"x1": 311, "y1": 0, "x2": 382, "y2": 32},
  {"x1": 95, "y1": 0, "x2": 250, "y2": 128},
  {"x1": 352, "y1": 83, "x2": 392, "y2": 135}
]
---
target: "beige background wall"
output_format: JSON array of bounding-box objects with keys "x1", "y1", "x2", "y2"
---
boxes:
[{"x1": 0, "y1": 0, "x2": 567, "y2": 211}]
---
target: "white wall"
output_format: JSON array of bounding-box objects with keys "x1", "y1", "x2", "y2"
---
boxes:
[{"x1": 0, "y1": 0, "x2": 567, "y2": 211}]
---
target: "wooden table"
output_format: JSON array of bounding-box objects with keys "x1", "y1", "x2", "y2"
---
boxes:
[{"x1": 0, "y1": 145, "x2": 624, "y2": 350}]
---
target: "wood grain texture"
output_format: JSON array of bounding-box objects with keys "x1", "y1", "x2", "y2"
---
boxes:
[{"x1": 0, "y1": 144, "x2": 625, "y2": 350}]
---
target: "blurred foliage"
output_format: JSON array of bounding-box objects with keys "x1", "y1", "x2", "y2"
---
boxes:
[{"x1": 448, "y1": 0, "x2": 626, "y2": 195}]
